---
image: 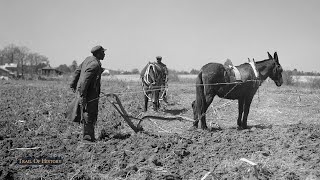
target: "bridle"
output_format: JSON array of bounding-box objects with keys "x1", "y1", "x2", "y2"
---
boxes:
[
  {"x1": 269, "y1": 59, "x2": 283, "y2": 84},
  {"x1": 142, "y1": 63, "x2": 164, "y2": 102}
]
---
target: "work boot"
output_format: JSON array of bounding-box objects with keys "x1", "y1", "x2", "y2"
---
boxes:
[
  {"x1": 82, "y1": 135, "x2": 95, "y2": 143},
  {"x1": 83, "y1": 123, "x2": 96, "y2": 142}
]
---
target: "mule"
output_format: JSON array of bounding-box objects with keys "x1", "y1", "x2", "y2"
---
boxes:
[
  {"x1": 140, "y1": 62, "x2": 166, "y2": 111},
  {"x1": 192, "y1": 52, "x2": 283, "y2": 129}
]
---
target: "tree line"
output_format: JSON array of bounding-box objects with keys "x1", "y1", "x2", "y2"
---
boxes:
[
  {"x1": 0, "y1": 44, "x2": 49, "y2": 77},
  {"x1": 1, "y1": 44, "x2": 319, "y2": 78},
  {"x1": 0, "y1": 44, "x2": 201, "y2": 77},
  {"x1": 285, "y1": 69, "x2": 320, "y2": 76},
  {"x1": 0, "y1": 44, "x2": 79, "y2": 77}
]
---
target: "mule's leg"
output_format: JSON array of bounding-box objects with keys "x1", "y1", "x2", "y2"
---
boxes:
[
  {"x1": 156, "y1": 91, "x2": 160, "y2": 110},
  {"x1": 194, "y1": 97, "x2": 206, "y2": 129},
  {"x1": 153, "y1": 101, "x2": 159, "y2": 111},
  {"x1": 152, "y1": 90, "x2": 160, "y2": 111},
  {"x1": 144, "y1": 94, "x2": 148, "y2": 112},
  {"x1": 237, "y1": 97, "x2": 245, "y2": 127},
  {"x1": 199, "y1": 94, "x2": 214, "y2": 129},
  {"x1": 205, "y1": 94, "x2": 215, "y2": 110},
  {"x1": 194, "y1": 72, "x2": 208, "y2": 129},
  {"x1": 242, "y1": 96, "x2": 254, "y2": 129},
  {"x1": 191, "y1": 101, "x2": 199, "y2": 128},
  {"x1": 198, "y1": 84, "x2": 215, "y2": 130},
  {"x1": 195, "y1": 99, "x2": 208, "y2": 129}
]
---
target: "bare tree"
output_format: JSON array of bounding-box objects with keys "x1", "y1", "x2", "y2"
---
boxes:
[
  {"x1": 69, "y1": 60, "x2": 78, "y2": 72},
  {"x1": 0, "y1": 50, "x2": 4, "y2": 65},
  {"x1": 1, "y1": 44, "x2": 17, "y2": 64},
  {"x1": 26, "y1": 53, "x2": 49, "y2": 76},
  {"x1": 57, "y1": 64, "x2": 71, "y2": 73},
  {"x1": 131, "y1": 68, "x2": 140, "y2": 74},
  {"x1": 0, "y1": 44, "x2": 30, "y2": 77},
  {"x1": 0, "y1": 44, "x2": 51, "y2": 78},
  {"x1": 190, "y1": 69, "x2": 200, "y2": 74}
]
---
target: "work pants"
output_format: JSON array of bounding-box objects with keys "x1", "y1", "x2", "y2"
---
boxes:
[{"x1": 82, "y1": 112, "x2": 97, "y2": 141}]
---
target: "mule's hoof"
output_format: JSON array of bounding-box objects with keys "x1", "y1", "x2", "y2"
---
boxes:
[
  {"x1": 201, "y1": 126, "x2": 208, "y2": 130},
  {"x1": 242, "y1": 126, "x2": 248, "y2": 129},
  {"x1": 136, "y1": 125, "x2": 144, "y2": 132},
  {"x1": 237, "y1": 126, "x2": 244, "y2": 130}
]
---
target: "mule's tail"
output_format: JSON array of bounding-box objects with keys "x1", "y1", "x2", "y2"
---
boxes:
[{"x1": 195, "y1": 71, "x2": 206, "y2": 122}]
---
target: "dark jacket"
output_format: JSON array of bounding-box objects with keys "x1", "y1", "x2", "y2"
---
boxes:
[
  {"x1": 65, "y1": 95, "x2": 81, "y2": 123},
  {"x1": 156, "y1": 61, "x2": 168, "y2": 75},
  {"x1": 70, "y1": 56, "x2": 103, "y2": 114}
]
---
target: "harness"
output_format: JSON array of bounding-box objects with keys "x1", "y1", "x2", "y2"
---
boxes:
[
  {"x1": 142, "y1": 63, "x2": 167, "y2": 102},
  {"x1": 143, "y1": 63, "x2": 156, "y2": 86},
  {"x1": 248, "y1": 58, "x2": 261, "y2": 86},
  {"x1": 225, "y1": 59, "x2": 261, "y2": 86},
  {"x1": 229, "y1": 65, "x2": 242, "y2": 81},
  {"x1": 248, "y1": 59, "x2": 259, "y2": 78}
]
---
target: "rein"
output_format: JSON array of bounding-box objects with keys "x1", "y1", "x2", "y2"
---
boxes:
[
  {"x1": 142, "y1": 63, "x2": 166, "y2": 102},
  {"x1": 143, "y1": 63, "x2": 156, "y2": 86}
]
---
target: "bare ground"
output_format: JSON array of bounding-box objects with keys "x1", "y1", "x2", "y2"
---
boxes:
[{"x1": 0, "y1": 79, "x2": 319, "y2": 180}]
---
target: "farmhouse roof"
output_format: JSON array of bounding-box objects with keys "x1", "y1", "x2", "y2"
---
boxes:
[
  {"x1": 41, "y1": 65, "x2": 54, "y2": 70},
  {"x1": 3, "y1": 63, "x2": 17, "y2": 68},
  {"x1": 0, "y1": 66, "x2": 15, "y2": 75},
  {"x1": 0, "y1": 63, "x2": 17, "y2": 69},
  {"x1": 40, "y1": 66, "x2": 63, "y2": 74}
]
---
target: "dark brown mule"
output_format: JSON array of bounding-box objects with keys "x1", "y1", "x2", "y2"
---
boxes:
[
  {"x1": 192, "y1": 52, "x2": 283, "y2": 129},
  {"x1": 140, "y1": 62, "x2": 166, "y2": 111}
]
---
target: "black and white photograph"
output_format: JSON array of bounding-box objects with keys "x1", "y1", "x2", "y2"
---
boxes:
[{"x1": 0, "y1": 0, "x2": 319, "y2": 179}]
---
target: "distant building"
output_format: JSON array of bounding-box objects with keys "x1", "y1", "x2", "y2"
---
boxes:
[
  {"x1": 0, "y1": 63, "x2": 17, "y2": 78},
  {"x1": 0, "y1": 67, "x2": 14, "y2": 77},
  {"x1": 40, "y1": 66, "x2": 63, "y2": 76}
]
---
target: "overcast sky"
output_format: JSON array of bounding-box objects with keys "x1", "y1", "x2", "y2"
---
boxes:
[{"x1": 1, "y1": 0, "x2": 320, "y2": 72}]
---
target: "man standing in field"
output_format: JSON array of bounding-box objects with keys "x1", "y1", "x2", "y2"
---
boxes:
[
  {"x1": 69, "y1": 45, "x2": 106, "y2": 142},
  {"x1": 155, "y1": 56, "x2": 168, "y2": 103}
]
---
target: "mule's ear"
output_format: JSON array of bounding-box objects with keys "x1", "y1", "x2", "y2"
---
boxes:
[
  {"x1": 274, "y1": 52, "x2": 279, "y2": 62},
  {"x1": 267, "y1": 52, "x2": 273, "y2": 59},
  {"x1": 248, "y1": 58, "x2": 251, "y2": 62}
]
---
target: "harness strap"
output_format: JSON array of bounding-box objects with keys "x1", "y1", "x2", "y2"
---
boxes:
[
  {"x1": 229, "y1": 65, "x2": 242, "y2": 81},
  {"x1": 142, "y1": 82, "x2": 152, "y2": 101},
  {"x1": 248, "y1": 59, "x2": 259, "y2": 78},
  {"x1": 248, "y1": 58, "x2": 261, "y2": 86},
  {"x1": 143, "y1": 63, "x2": 155, "y2": 85}
]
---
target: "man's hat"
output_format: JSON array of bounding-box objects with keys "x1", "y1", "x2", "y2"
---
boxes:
[
  {"x1": 91, "y1": 45, "x2": 107, "y2": 54},
  {"x1": 156, "y1": 56, "x2": 162, "y2": 60}
]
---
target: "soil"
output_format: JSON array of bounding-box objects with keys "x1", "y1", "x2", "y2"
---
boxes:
[{"x1": 0, "y1": 80, "x2": 319, "y2": 180}]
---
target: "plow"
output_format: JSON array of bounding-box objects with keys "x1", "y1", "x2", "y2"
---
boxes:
[{"x1": 101, "y1": 92, "x2": 195, "y2": 133}]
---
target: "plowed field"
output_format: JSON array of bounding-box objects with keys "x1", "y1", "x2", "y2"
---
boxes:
[{"x1": 0, "y1": 79, "x2": 319, "y2": 180}]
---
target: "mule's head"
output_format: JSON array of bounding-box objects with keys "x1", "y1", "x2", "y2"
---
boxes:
[{"x1": 267, "y1": 52, "x2": 283, "y2": 87}]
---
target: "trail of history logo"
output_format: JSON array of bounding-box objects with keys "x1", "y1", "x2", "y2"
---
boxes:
[{"x1": 17, "y1": 156, "x2": 63, "y2": 165}]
